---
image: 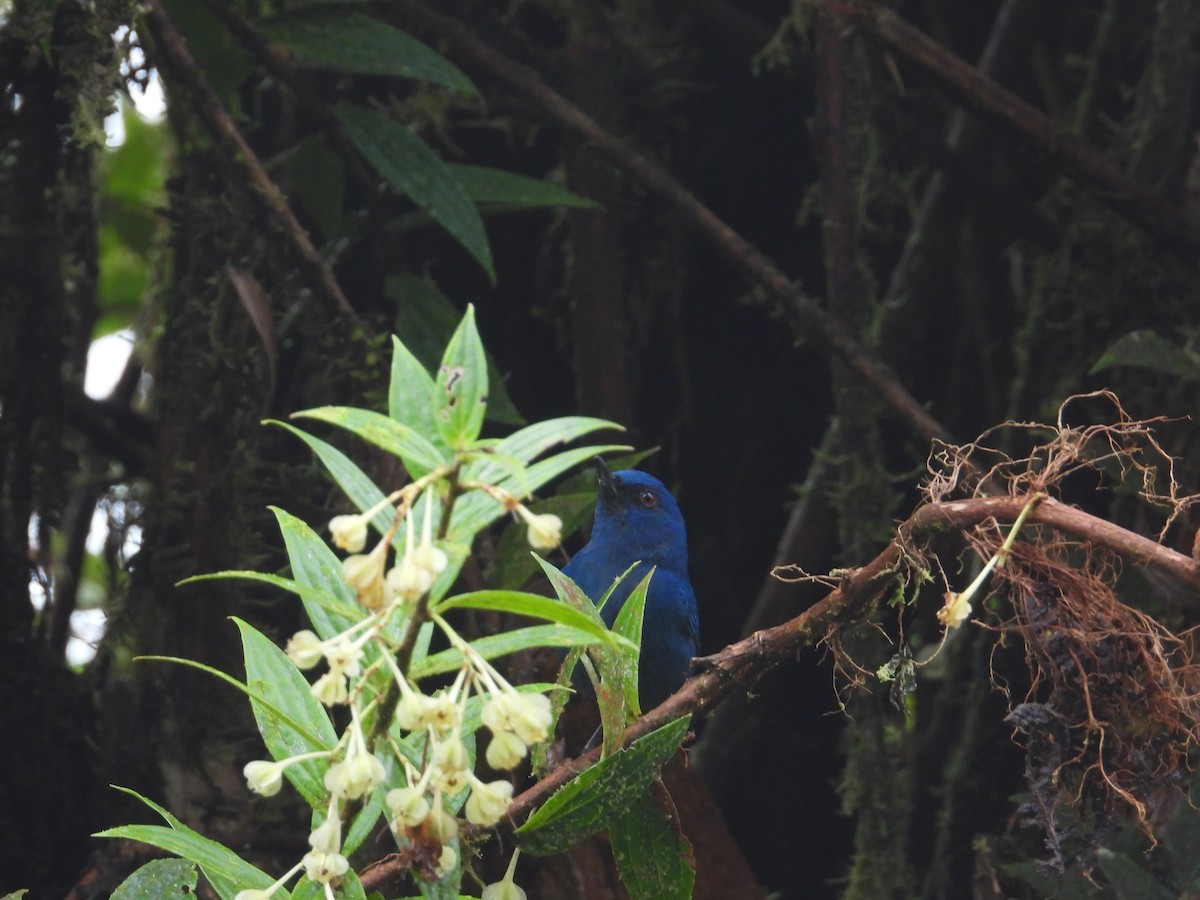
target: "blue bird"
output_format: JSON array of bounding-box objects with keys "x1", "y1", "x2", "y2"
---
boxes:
[{"x1": 563, "y1": 459, "x2": 699, "y2": 711}]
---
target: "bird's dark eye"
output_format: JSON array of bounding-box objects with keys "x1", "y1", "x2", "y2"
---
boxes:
[{"x1": 639, "y1": 490, "x2": 657, "y2": 508}]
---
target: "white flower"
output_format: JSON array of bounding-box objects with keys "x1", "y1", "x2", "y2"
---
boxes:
[
  {"x1": 386, "y1": 556, "x2": 434, "y2": 603},
  {"x1": 395, "y1": 690, "x2": 436, "y2": 732},
  {"x1": 234, "y1": 891, "x2": 273, "y2": 900},
  {"x1": 432, "y1": 736, "x2": 469, "y2": 774},
  {"x1": 415, "y1": 496, "x2": 449, "y2": 576},
  {"x1": 311, "y1": 670, "x2": 348, "y2": 706},
  {"x1": 302, "y1": 849, "x2": 349, "y2": 884},
  {"x1": 483, "y1": 691, "x2": 553, "y2": 746},
  {"x1": 324, "y1": 752, "x2": 385, "y2": 800},
  {"x1": 308, "y1": 808, "x2": 342, "y2": 855},
  {"x1": 465, "y1": 778, "x2": 513, "y2": 826},
  {"x1": 482, "y1": 880, "x2": 528, "y2": 900},
  {"x1": 436, "y1": 844, "x2": 458, "y2": 876},
  {"x1": 485, "y1": 730, "x2": 528, "y2": 770},
  {"x1": 517, "y1": 507, "x2": 562, "y2": 550},
  {"x1": 413, "y1": 540, "x2": 449, "y2": 578},
  {"x1": 343, "y1": 549, "x2": 386, "y2": 609},
  {"x1": 324, "y1": 636, "x2": 363, "y2": 679},
  {"x1": 285, "y1": 630, "x2": 325, "y2": 670},
  {"x1": 329, "y1": 514, "x2": 368, "y2": 553},
  {"x1": 243, "y1": 759, "x2": 286, "y2": 797},
  {"x1": 426, "y1": 804, "x2": 459, "y2": 843},
  {"x1": 433, "y1": 765, "x2": 469, "y2": 796},
  {"x1": 385, "y1": 785, "x2": 431, "y2": 827},
  {"x1": 426, "y1": 692, "x2": 461, "y2": 736},
  {"x1": 937, "y1": 591, "x2": 973, "y2": 629},
  {"x1": 482, "y1": 850, "x2": 526, "y2": 900}
]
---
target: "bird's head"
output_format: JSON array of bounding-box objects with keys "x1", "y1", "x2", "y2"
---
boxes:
[{"x1": 589, "y1": 458, "x2": 688, "y2": 569}]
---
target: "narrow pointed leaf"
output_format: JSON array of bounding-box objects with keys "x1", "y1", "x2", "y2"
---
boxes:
[
  {"x1": 448, "y1": 442, "x2": 630, "y2": 540},
  {"x1": 609, "y1": 788, "x2": 695, "y2": 900},
  {"x1": 235, "y1": 618, "x2": 338, "y2": 810},
  {"x1": 336, "y1": 104, "x2": 494, "y2": 278},
  {"x1": 515, "y1": 716, "x2": 691, "y2": 856},
  {"x1": 97, "y1": 787, "x2": 275, "y2": 899},
  {"x1": 109, "y1": 859, "x2": 198, "y2": 900},
  {"x1": 610, "y1": 568, "x2": 653, "y2": 717},
  {"x1": 290, "y1": 405, "x2": 447, "y2": 476},
  {"x1": 433, "y1": 589, "x2": 635, "y2": 651},
  {"x1": 411, "y1": 624, "x2": 607, "y2": 679},
  {"x1": 180, "y1": 570, "x2": 361, "y2": 624},
  {"x1": 261, "y1": 11, "x2": 476, "y2": 96},
  {"x1": 433, "y1": 305, "x2": 488, "y2": 449},
  {"x1": 448, "y1": 163, "x2": 598, "y2": 209},
  {"x1": 272, "y1": 507, "x2": 360, "y2": 640},
  {"x1": 268, "y1": 421, "x2": 402, "y2": 526},
  {"x1": 389, "y1": 333, "x2": 440, "y2": 438}
]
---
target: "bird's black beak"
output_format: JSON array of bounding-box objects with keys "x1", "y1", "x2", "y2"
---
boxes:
[{"x1": 593, "y1": 456, "x2": 621, "y2": 509}]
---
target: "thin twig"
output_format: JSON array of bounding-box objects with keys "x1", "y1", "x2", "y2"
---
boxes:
[
  {"x1": 140, "y1": 0, "x2": 355, "y2": 315},
  {"x1": 360, "y1": 492, "x2": 1199, "y2": 889},
  {"x1": 815, "y1": 0, "x2": 1200, "y2": 266},
  {"x1": 394, "y1": 0, "x2": 954, "y2": 447}
]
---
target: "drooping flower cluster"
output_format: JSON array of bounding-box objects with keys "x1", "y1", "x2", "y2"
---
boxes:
[{"x1": 236, "y1": 474, "x2": 558, "y2": 899}]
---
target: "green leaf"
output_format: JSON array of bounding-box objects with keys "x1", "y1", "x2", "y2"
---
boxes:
[
  {"x1": 109, "y1": 858, "x2": 199, "y2": 900},
  {"x1": 515, "y1": 716, "x2": 691, "y2": 856},
  {"x1": 388, "y1": 332, "x2": 441, "y2": 439},
  {"x1": 271, "y1": 506, "x2": 360, "y2": 640},
  {"x1": 180, "y1": 570, "x2": 361, "y2": 625},
  {"x1": 1090, "y1": 329, "x2": 1200, "y2": 380},
  {"x1": 260, "y1": 11, "x2": 476, "y2": 95},
  {"x1": 235, "y1": 618, "x2": 339, "y2": 809},
  {"x1": 388, "y1": 277, "x2": 523, "y2": 426},
  {"x1": 336, "y1": 104, "x2": 494, "y2": 279},
  {"x1": 161, "y1": 0, "x2": 253, "y2": 104},
  {"x1": 412, "y1": 624, "x2": 603, "y2": 679},
  {"x1": 535, "y1": 555, "x2": 605, "y2": 624},
  {"x1": 433, "y1": 590, "x2": 635, "y2": 652},
  {"x1": 1164, "y1": 770, "x2": 1200, "y2": 889},
  {"x1": 609, "y1": 569, "x2": 653, "y2": 717},
  {"x1": 433, "y1": 305, "x2": 489, "y2": 449},
  {"x1": 289, "y1": 135, "x2": 346, "y2": 240},
  {"x1": 609, "y1": 788, "x2": 695, "y2": 900},
  {"x1": 1096, "y1": 848, "x2": 1174, "y2": 900},
  {"x1": 268, "y1": 423, "x2": 402, "y2": 529},
  {"x1": 291, "y1": 405, "x2": 449, "y2": 477},
  {"x1": 448, "y1": 442, "x2": 630, "y2": 541},
  {"x1": 291, "y1": 870, "x2": 369, "y2": 900},
  {"x1": 475, "y1": 417, "x2": 624, "y2": 477},
  {"x1": 493, "y1": 492, "x2": 597, "y2": 590},
  {"x1": 97, "y1": 787, "x2": 276, "y2": 899},
  {"x1": 447, "y1": 163, "x2": 598, "y2": 210}
]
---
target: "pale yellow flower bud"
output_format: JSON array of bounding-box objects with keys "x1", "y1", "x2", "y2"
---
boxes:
[
  {"x1": 285, "y1": 630, "x2": 324, "y2": 670},
  {"x1": 329, "y1": 514, "x2": 368, "y2": 553},
  {"x1": 243, "y1": 759, "x2": 285, "y2": 797},
  {"x1": 518, "y1": 507, "x2": 562, "y2": 550},
  {"x1": 465, "y1": 778, "x2": 513, "y2": 826},
  {"x1": 485, "y1": 730, "x2": 528, "y2": 770},
  {"x1": 385, "y1": 785, "x2": 431, "y2": 827}
]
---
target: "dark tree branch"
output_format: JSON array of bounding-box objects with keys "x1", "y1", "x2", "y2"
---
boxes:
[
  {"x1": 394, "y1": 0, "x2": 954, "y2": 447},
  {"x1": 360, "y1": 493, "x2": 1199, "y2": 890},
  {"x1": 64, "y1": 389, "x2": 155, "y2": 475},
  {"x1": 816, "y1": 0, "x2": 1200, "y2": 266},
  {"x1": 139, "y1": 0, "x2": 355, "y2": 316}
]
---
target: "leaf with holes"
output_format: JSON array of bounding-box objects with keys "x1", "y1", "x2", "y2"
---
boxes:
[
  {"x1": 433, "y1": 305, "x2": 489, "y2": 449},
  {"x1": 515, "y1": 716, "x2": 690, "y2": 856}
]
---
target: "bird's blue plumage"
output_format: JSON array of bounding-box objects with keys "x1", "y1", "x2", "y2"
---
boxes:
[{"x1": 563, "y1": 461, "x2": 699, "y2": 710}]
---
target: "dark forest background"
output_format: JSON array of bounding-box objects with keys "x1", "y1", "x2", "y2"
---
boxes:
[{"x1": 5, "y1": 0, "x2": 1200, "y2": 897}]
